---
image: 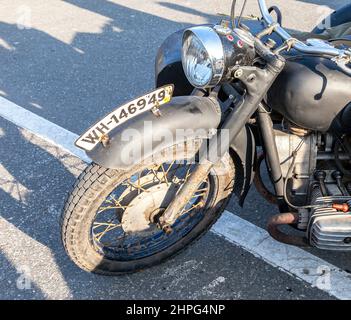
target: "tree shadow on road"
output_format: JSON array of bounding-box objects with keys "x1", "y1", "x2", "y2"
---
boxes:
[
  {"x1": 0, "y1": 0, "x2": 237, "y2": 300},
  {"x1": 0, "y1": 0, "x2": 219, "y2": 135},
  {"x1": 297, "y1": 0, "x2": 346, "y2": 10},
  {"x1": 0, "y1": 0, "x2": 350, "y2": 300}
]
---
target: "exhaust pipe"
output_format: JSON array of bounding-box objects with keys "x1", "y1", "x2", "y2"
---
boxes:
[{"x1": 267, "y1": 212, "x2": 310, "y2": 247}]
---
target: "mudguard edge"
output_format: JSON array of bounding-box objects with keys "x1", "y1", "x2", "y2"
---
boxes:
[{"x1": 86, "y1": 96, "x2": 221, "y2": 169}]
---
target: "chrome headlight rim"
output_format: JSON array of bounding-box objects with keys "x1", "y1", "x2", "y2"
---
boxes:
[{"x1": 182, "y1": 26, "x2": 225, "y2": 88}]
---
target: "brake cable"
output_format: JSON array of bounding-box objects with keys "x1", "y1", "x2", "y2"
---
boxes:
[
  {"x1": 230, "y1": 0, "x2": 237, "y2": 29},
  {"x1": 283, "y1": 139, "x2": 325, "y2": 210}
]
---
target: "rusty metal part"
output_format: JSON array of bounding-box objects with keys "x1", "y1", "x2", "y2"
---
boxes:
[
  {"x1": 100, "y1": 134, "x2": 110, "y2": 148},
  {"x1": 121, "y1": 183, "x2": 179, "y2": 234},
  {"x1": 273, "y1": 38, "x2": 299, "y2": 54},
  {"x1": 287, "y1": 123, "x2": 310, "y2": 137},
  {"x1": 332, "y1": 203, "x2": 350, "y2": 212},
  {"x1": 151, "y1": 101, "x2": 162, "y2": 117},
  {"x1": 267, "y1": 212, "x2": 310, "y2": 246},
  {"x1": 162, "y1": 225, "x2": 173, "y2": 235},
  {"x1": 256, "y1": 22, "x2": 279, "y2": 39},
  {"x1": 253, "y1": 153, "x2": 278, "y2": 205},
  {"x1": 159, "y1": 160, "x2": 213, "y2": 233}
]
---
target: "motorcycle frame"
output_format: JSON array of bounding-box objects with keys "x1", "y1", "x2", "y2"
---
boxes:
[{"x1": 86, "y1": 6, "x2": 351, "y2": 209}]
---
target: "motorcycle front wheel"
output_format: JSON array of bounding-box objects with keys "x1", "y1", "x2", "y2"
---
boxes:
[{"x1": 61, "y1": 142, "x2": 235, "y2": 275}]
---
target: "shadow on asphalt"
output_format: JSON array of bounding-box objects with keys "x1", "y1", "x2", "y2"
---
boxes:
[
  {"x1": 0, "y1": 0, "x2": 222, "y2": 300},
  {"x1": 0, "y1": 0, "x2": 346, "y2": 300},
  {"x1": 297, "y1": 0, "x2": 344, "y2": 10},
  {"x1": 0, "y1": 0, "x2": 219, "y2": 135},
  {"x1": 0, "y1": 120, "x2": 81, "y2": 299}
]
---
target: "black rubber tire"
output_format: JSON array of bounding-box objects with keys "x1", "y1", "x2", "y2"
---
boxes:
[{"x1": 61, "y1": 145, "x2": 235, "y2": 275}]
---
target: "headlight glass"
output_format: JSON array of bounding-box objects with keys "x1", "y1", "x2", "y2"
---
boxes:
[
  {"x1": 182, "y1": 34, "x2": 213, "y2": 87},
  {"x1": 182, "y1": 27, "x2": 225, "y2": 88}
]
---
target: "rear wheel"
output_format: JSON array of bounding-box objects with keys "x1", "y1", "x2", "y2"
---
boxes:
[{"x1": 61, "y1": 143, "x2": 235, "y2": 275}]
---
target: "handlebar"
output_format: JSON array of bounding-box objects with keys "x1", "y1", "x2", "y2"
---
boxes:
[{"x1": 257, "y1": 0, "x2": 343, "y2": 57}]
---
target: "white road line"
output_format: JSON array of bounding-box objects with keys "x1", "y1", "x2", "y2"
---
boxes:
[
  {"x1": 213, "y1": 212, "x2": 351, "y2": 300},
  {"x1": 0, "y1": 97, "x2": 90, "y2": 163},
  {"x1": 1, "y1": 97, "x2": 351, "y2": 299}
]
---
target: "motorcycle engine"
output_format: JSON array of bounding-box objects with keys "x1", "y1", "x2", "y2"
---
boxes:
[
  {"x1": 273, "y1": 123, "x2": 351, "y2": 250},
  {"x1": 307, "y1": 195, "x2": 351, "y2": 250}
]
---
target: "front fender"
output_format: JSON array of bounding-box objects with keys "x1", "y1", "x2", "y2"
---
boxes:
[
  {"x1": 86, "y1": 95, "x2": 256, "y2": 206},
  {"x1": 86, "y1": 96, "x2": 221, "y2": 169}
]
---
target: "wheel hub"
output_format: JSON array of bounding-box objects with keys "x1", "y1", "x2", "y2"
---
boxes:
[{"x1": 121, "y1": 182, "x2": 180, "y2": 234}]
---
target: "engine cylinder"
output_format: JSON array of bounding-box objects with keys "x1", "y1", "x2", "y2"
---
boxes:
[{"x1": 308, "y1": 196, "x2": 351, "y2": 250}]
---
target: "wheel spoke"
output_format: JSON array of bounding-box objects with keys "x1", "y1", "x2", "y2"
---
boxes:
[
  {"x1": 94, "y1": 223, "x2": 122, "y2": 241},
  {"x1": 98, "y1": 194, "x2": 131, "y2": 213},
  {"x1": 191, "y1": 186, "x2": 209, "y2": 199},
  {"x1": 91, "y1": 159, "x2": 211, "y2": 260},
  {"x1": 110, "y1": 194, "x2": 131, "y2": 209},
  {"x1": 150, "y1": 168, "x2": 163, "y2": 183},
  {"x1": 184, "y1": 165, "x2": 193, "y2": 181},
  {"x1": 192, "y1": 192, "x2": 207, "y2": 199},
  {"x1": 123, "y1": 179, "x2": 149, "y2": 194},
  {"x1": 164, "y1": 160, "x2": 177, "y2": 183},
  {"x1": 159, "y1": 164, "x2": 168, "y2": 185},
  {"x1": 180, "y1": 201, "x2": 202, "y2": 216},
  {"x1": 93, "y1": 222, "x2": 120, "y2": 229}
]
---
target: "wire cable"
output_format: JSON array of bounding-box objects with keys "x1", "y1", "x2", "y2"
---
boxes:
[
  {"x1": 283, "y1": 139, "x2": 324, "y2": 210},
  {"x1": 230, "y1": 0, "x2": 237, "y2": 30},
  {"x1": 237, "y1": 0, "x2": 248, "y2": 28}
]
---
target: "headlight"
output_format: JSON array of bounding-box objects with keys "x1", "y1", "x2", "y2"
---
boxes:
[
  {"x1": 181, "y1": 26, "x2": 256, "y2": 89},
  {"x1": 182, "y1": 26, "x2": 225, "y2": 88}
]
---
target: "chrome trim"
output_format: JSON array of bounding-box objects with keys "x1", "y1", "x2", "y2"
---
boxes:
[
  {"x1": 182, "y1": 26, "x2": 225, "y2": 88},
  {"x1": 258, "y1": 0, "x2": 342, "y2": 56}
]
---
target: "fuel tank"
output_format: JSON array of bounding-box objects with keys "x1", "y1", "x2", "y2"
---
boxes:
[{"x1": 267, "y1": 55, "x2": 351, "y2": 132}]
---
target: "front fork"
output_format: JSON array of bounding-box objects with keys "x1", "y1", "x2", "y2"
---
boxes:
[{"x1": 159, "y1": 41, "x2": 286, "y2": 232}]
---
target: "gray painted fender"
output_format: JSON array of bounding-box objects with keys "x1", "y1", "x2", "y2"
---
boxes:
[
  {"x1": 86, "y1": 96, "x2": 222, "y2": 169},
  {"x1": 86, "y1": 94, "x2": 256, "y2": 205}
]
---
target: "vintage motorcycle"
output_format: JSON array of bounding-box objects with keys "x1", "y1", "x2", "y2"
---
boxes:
[{"x1": 61, "y1": 0, "x2": 351, "y2": 274}]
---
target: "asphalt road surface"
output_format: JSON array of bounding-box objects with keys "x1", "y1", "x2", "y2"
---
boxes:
[{"x1": 0, "y1": 0, "x2": 350, "y2": 300}]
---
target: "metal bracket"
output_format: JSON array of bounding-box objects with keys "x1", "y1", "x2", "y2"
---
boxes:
[
  {"x1": 273, "y1": 38, "x2": 299, "y2": 54},
  {"x1": 151, "y1": 101, "x2": 162, "y2": 117},
  {"x1": 332, "y1": 51, "x2": 351, "y2": 65},
  {"x1": 256, "y1": 22, "x2": 279, "y2": 39},
  {"x1": 99, "y1": 134, "x2": 110, "y2": 148}
]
